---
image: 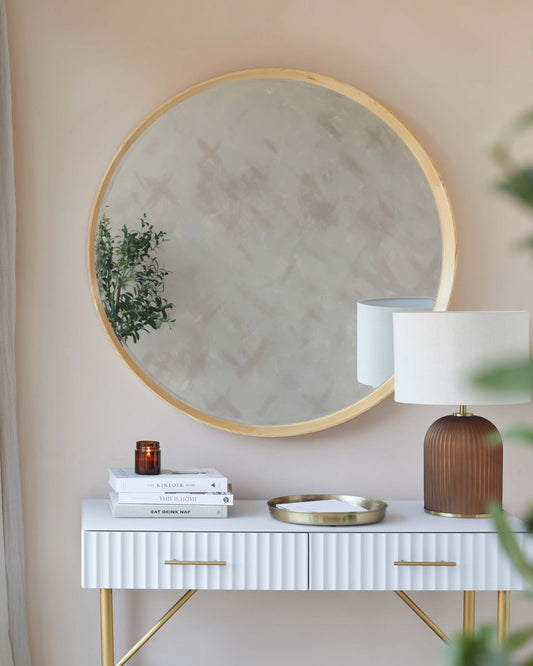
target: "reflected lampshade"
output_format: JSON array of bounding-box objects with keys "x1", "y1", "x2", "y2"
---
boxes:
[{"x1": 357, "y1": 298, "x2": 435, "y2": 388}]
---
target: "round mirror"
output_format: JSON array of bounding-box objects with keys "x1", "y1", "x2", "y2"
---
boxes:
[{"x1": 88, "y1": 69, "x2": 456, "y2": 436}]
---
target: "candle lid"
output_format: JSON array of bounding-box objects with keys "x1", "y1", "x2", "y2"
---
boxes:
[{"x1": 136, "y1": 440, "x2": 160, "y2": 449}]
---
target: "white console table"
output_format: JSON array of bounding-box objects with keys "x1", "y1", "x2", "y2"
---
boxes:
[{"x1": 82, "y1": 499, "x2": 531, "y2": 666}]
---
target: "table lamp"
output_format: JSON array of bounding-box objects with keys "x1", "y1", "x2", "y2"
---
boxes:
[
  {"x1": 357, "y1": 298, "x2": 435, "y2": 387},
  {"x1": 393, "y1": 311, "x2": 530, "y2": 518}
]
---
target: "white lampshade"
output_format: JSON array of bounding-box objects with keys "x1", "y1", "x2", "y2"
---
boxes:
[
  {"x1": 357, "y1": 298, "x2": 435, "y2": 387},
  {"x1": 393, "y1": 311, "x2": 531, "y2": 405}
]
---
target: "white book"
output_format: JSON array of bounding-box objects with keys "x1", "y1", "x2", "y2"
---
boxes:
[
  {"x1": 115, "y1": 489, "x2": 234, "y2": 506},
  {"x1": 109, "y1": 467, "x2": 228, "y2": 493},
  {"x1": 109, "y1": 493, "x2": 229, "y2": 518}
]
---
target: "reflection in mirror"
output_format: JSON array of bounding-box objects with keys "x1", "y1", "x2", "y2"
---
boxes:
[
  {"x1": 89, "y1": 70, "x2": 456, "y2": 435},
  {"x1": 357, "y1": 298, "x2": 435, "y2": 388}
]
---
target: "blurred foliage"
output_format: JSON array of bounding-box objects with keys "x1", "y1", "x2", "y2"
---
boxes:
[
  {"x1": 445, "y1": 627, "x2": 508, "y2": 666},
  {"x1": 95, "y1": 213, "x2": 175, "y2": 344},
  {"x1": 444, "y1": 110, "x2": 533, "y2": 666},
  {"x1": 476, "y1": 361, "x2": 533, "y2": 394}
]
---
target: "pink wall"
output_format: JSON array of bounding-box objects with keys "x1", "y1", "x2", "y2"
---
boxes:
[{"x1": 6, "y1": 1, "x2": 533, "y2": 664}]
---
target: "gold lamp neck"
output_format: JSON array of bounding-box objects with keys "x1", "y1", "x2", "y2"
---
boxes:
[{"x1": 454, "y1": 405, "x2": 473, "y2": 417}]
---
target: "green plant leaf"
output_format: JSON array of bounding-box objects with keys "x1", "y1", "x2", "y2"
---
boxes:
[
  {"x1": 507, "y1": 626, "x2": 533, "y2": 652},
  {"x1": 496, "y1": 109, "x2": 533, "y2": 145},
  {"x1": 513, "y1": 235, "x2": 533, "y2": 252},
  {"x1": 497, "y1": 168, "x2": 533, "y2": 209},
  {"x1": 489, "y1": 108, "x2": 533, "y2": 173},
  {"x1": 444, "y1": 627, "x2": 508, "y2": 666},
  {"x1": 490, "y1": 502, "x2": 533, "y2": 588},
  {"x1": 525, "y1": 504, "x2": 533, "y2": 534},
  {"x1": 474, "y1": 360, "x2": 533, "y2": 392},
  {"x1": 502, "y1": 425, "x2": 533, "y2": 444}
]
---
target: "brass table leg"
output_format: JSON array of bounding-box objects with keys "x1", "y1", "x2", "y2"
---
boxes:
[
  {"x1": 497, "y1": 591, "x2": 510, "y2": 646},
  {"x1": 395, "y1": 591, "x2": 449, "y2": 642},
  {"x1": 115, "y1": 589, "x2": 196, "y2": 666},
  {"x1": 100, "y1": 589, "x2": 114, "y2": 666},
  {"x1": 463, "y1": 591, "x2": 475, "y2": 634}
]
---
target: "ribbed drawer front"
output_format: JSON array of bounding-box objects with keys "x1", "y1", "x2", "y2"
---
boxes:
[
  {"x1": 82, "y1": 531, "x2": 308, "y2": 590},
  {"x1": 310, "y1": 532, "x2": 529, "y2": 591}
]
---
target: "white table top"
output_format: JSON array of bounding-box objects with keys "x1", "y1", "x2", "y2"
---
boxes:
[{"x1": 82, "y1": 499, "x2": 527, "y2": 533}]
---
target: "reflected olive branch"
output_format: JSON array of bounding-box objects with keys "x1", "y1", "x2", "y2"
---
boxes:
[{"x1": 95, "y1": 213, "x2": 175, "y2": 344}]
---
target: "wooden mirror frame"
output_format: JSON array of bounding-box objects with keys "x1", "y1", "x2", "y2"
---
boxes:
[{"x1": 88, "y1": 68, "x2": 456, "y2": 437}]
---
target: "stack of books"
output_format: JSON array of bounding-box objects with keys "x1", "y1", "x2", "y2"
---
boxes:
[{"x1": 108, "y1": 467, "x2": 233, "y2": 518}]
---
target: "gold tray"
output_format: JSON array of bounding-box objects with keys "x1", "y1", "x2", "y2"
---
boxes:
[{"x1": 267, "y1": 494, "x2": 387, "y2": 526}]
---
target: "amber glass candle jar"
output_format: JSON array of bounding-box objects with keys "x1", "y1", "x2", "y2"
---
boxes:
[{"x1": 135, "y1": 441, "x2": 161, "y2": 475}]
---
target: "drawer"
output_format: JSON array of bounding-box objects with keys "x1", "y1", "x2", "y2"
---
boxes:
[
  {"x1": 82, "y1": 531, "x2": 308, "y2": 590},
  {"x1": 310, "y1": 532, "x2": 529, "y2": 591}
]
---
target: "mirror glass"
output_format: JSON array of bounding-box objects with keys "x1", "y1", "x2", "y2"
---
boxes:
[{"x1": 89, "y1": 70, "x2": 455, "y2": 436}]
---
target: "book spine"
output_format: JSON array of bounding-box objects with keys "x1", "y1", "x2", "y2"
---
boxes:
[
  {"x1": 116, "y1": 492, "x2": 234, "y2": 506},
  {"x1": 110, "y1": 502, "x2": 229, "y2": 518},
  {"x1": 110, "y1": 475, "x2": 228, "y2": 493}
]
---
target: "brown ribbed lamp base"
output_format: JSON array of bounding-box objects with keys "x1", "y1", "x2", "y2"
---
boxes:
[{"x1": 424, "y1": 414, "x2": 502, "y2": 518}]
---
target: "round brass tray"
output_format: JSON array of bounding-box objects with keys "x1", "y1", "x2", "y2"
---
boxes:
[{"x1": 267, "y1": 494, "x2": 388, "y2": 526}]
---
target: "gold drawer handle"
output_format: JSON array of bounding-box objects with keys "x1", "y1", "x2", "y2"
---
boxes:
[
  {"x1": 164, "y1": 560, "x2": 227, "y2": 566},
  {"x1": 394, "y1": 560, "x2": 456, "y2": 567}
]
